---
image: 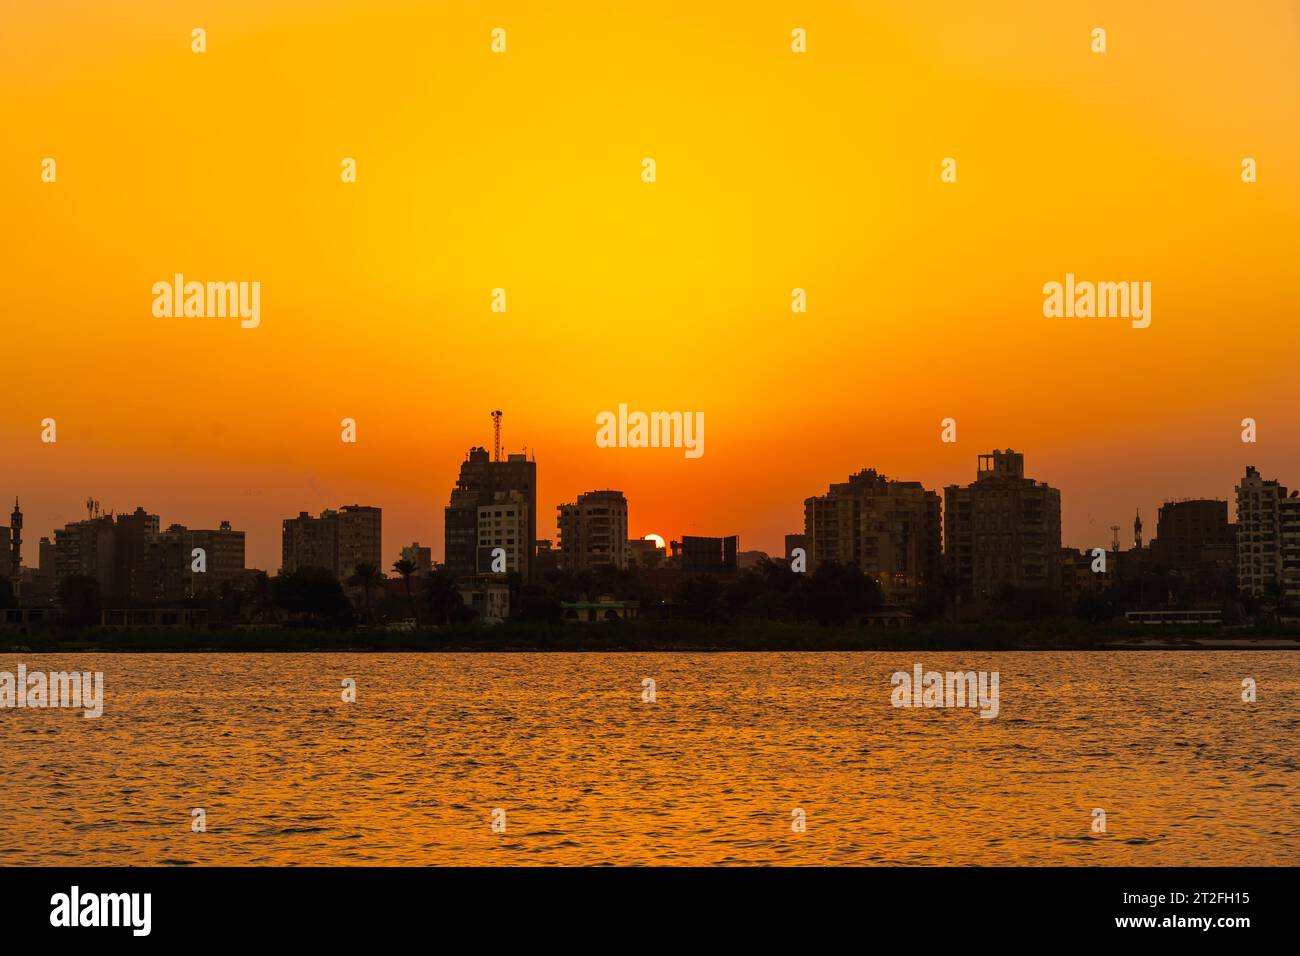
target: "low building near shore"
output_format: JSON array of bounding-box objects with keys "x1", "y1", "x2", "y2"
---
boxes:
[
  {"x1": 100, "y1": 608, "x2": 211, "y2": 629},
  {"x1": 1124, "y1": 608, "x2": 1223, "y2": 626},
  {"x1": 561, "y1": 597, "x2": 640, "y2": 623},
  {"x1": 456, "y1": 575, "x2": 510, "y2": 624},
  {"x1": 860, "y1": 607, "x2": 913, "y2": 628}
]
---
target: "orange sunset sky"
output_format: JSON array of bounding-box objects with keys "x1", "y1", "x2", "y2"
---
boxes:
[{"x1": 2, "y1": 0, "x2": 1299, "y2": 572}]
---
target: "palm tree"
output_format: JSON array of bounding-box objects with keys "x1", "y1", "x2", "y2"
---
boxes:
[
  {"x1": 423, "y1": 568, "x2": 466, "y2": 625},
  {"x1": 392, "y1": 558, "x2": 420, "y2": 626},
  {"x1": 347, "y1": 562, "x2": 385, "y2": 625}
]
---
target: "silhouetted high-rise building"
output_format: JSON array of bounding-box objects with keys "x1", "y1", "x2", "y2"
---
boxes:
[
  {"x1": 132, "y1": 525, "x2": 188, "y2": 603},
  {"x1": 945, "y1": 449, "x2": 1061, "y2": 600},
  {"x1": 1236, "y1": 466, "x2": 1300, "y2": 605},
  {"x1": 477, "y1": 490, "x2": 530, "y2": 575},
  {"x1": 1150, "y1": 499, "x2": 1233, "y2": 571},
  {"x1": 336, "y1": 506, "x2": 382, "y2": 579},
  {"x1": 804, "y1": 469, "x2": 941, "y2": 603},
  {"x1": 112, "y1": 506, "x2": 160, "y2": 596},
  {"x1": 39, "y1": 537, "x2": 55, "y2": 580},
  {"x1": 557, "y1": 490, "x2": 628, "y2": 571},
  {"x1": 18, "y1": 534, "x2": 57, "y2": 606},
  {"x1": 50, "y1": 505, "x2": 244, "y2": 602},
  {"x1": 1284, "y1": 497, "x2": 1300, "y2": 607},
  {"x1": 282, "y1": 505, "x2": 381, "y2": 581},
  {"x1": 282, "y1": 511, "x2": 335, "y2": 574},
  {"x1": 54, "y1": 514, "x2": 117, "y2": 593},
  {"x1": 674, "y1": 535, "x2": 738, "y2": 574},
  {"x1": 444, "y1": 446, "x2": 537, "y2": 581},
  {"x1": 178, "y1": 521, "x2": 246, "y2": 594}
]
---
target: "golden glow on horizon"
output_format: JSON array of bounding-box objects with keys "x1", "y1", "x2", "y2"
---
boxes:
[{"x1": 2, "y1": 0, "x2": 1299, "y2": 569}]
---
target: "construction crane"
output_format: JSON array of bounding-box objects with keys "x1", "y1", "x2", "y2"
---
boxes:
[{"x1": 491, "y1": 410, "x2": 503, "y2": 462}]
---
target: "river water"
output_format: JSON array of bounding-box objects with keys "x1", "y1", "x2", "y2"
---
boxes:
[{"x1": 1, "y1": 651, "x2": 1296, "y2": 865}]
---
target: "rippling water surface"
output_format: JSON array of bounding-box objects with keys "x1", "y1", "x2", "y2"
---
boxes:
[{"x1": 2, "y1": 651, "x2": 1297, "y2": 865}]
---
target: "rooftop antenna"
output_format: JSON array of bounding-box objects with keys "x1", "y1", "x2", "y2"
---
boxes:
[
  {"x1": 1110, "y1": 525, "x2": 1121, "y2": 552},
  {"x1": 491, "y1": 410, "x2": 503, "y2": 462}
]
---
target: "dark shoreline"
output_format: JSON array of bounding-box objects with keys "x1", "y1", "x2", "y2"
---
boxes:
[{"x1": 3, "y1": 621, "x2": 1299, "y2": 653}]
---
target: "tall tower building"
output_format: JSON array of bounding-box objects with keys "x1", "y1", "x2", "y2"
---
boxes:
[
  {"x1": 444, "y1": 446, "x2": 537, "y2": 581},
  {"x1": 112, "y1": 506, "x2": 160, "y2": 597},
  {"x1": 804, "y1": 469, "x2": 941, "y2": 603},
  {"x1": 944, "y1": 449, "x2": 1062, "y2": 601},
  {"x1": 1235, "y1": 466, "x2": 1300, "y2": 604}
]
